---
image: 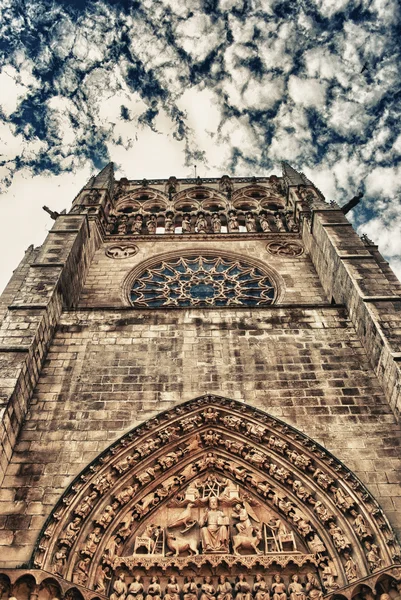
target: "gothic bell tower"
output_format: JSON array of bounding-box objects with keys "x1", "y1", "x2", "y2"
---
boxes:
[{"x1": 1, "y1": 165, "x2": 401, "y2": 600}]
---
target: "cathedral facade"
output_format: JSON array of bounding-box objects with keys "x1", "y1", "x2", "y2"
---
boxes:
[{"x1": 1, "y1": 164, "x2": 401, "y2": 600}]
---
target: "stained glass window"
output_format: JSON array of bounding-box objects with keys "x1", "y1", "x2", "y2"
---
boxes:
[{"x1": 130, "y1": 256, "x2": 275, "y2": 308}]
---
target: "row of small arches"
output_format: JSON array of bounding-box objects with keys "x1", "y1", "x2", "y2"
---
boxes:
[{"x1": 0, "y1": 574, "x2": 102, "y2": 600}]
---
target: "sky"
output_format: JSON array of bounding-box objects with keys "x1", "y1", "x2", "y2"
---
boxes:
[{"x1": 0, "y1": 0, "x2": 400, "y2": 293}]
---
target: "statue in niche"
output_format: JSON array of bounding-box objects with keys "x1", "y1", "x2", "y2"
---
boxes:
[
  {"x1": 364, "y1": 541, "x2": 382, "y2": 571},
  {"x1": 271, "y1": 574, "x2": 287, "y2": 600},
  {"x1": 132, "y1": 214, "x2": 143, "y2": 234},
  {"x1": 110, "y1": 573, "x2": 128, "y2": 600},
  {"x1": 164, "y1": 576, "x2": 180, "y2": 600},
  {"x1": 227, "y1": 211, "x2": 239, "y2": 232},
  {"x1": 59, "y1": 517, "x2": 81, "y2": 547},
  {"x1": 146, "y1": 577, "x2": 162, "y2": 600},
  {"x1": 200, "y1": 577, "x2": 216, "y2": 600},
  {"x1": 164, "y1": 212, "x2": 175, "y2": 233},
  {"x1": 72, "y1": 557, "x2": 90, "y2": 585},
  {"x1": 304, "y1": 573, "x2": 323, "y2": 600},
  {"x1": 212, "y1": 213, "x2": 222, "y2": 233},
  {"x1": 107, "y1": 214, "x2": 117, "y2": 233},
  {"x1": 146, "y1": 215, "x2": 157, "y2": 234},
  {"x1": 94, "y1": 565, "x2": 112, "y2": 594},
  {"x1": 81, "y1": 526, "x2": 102, "y2": 557},
  {"x1": 235, "y1": 575, "x2": 252, "y2": 600},
  {"x1": 75, "y1": 491, "x2": 98, "y2": 518},
  {"x1": 52, "y1": 547, "x2": 67, "y2": 576},
  {"x1": 217, "y1": 576, "x2": 233, "y2": 600},
  {"x1": 259, "y1": 212, "x2": 271, "y2": 232},
  {"x1": 352, "y1": 513, "x2": 372, "y2": 539},
  {"x1": 245, "y1": 212, "x2": 257, "y2": 232},
  {"x1": 343, "y1": 552, "x2": 358, "y2": 582},
  {"x1": 285, "y1": 210, "x2": 299, "y2": 232},
  {"x1": 196, "y1": 212, "x2": 208, "y2": 233},
  {"x1": 182, "y1": 214, "x2": 192, "y2": 234},
  {"x1": 274, "y1": 213, "x2": 286, "y2": 232},
  {"x1": 288, "y1": 575, "x2": 306, "y2": 600},
  {"x1": 117, "y1": 215, "x2": 129, "y2": 235},
  {"x1": 200, "y1": 496, "x2": 229, "y2": 552},
  {"x1": 253, "y1": 575, "x2": 269, "y2": 600},
  {"x1": 127, "y1": 575, "x2": 144, "y2": 600},
  {"x1": 328, "y1": 522, "x2": 350, "y2": 551}
]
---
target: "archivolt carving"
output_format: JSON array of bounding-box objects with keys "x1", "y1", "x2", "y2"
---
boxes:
[{"x1": 32, "y1": 396, "x2": 400, "y2": 598}]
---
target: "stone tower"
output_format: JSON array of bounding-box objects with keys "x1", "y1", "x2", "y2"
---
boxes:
[{"x1": 1, "y1": 165, "x2": 401, "y2": 600}]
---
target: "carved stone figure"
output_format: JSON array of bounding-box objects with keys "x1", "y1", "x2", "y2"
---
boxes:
[
  {"x1": 245, "y1": 212, "x2": 257, "y2": 232},
  {"x1": 127, "y1": 575, "x2": 144, "y2": 600},
  {"x1": 274, "y1": 213, "x2": 286, "y2": 232},
  {"x1": 75, "y1": 491, "x2": 98, "y2": 518},
  {"x1": 146, "y1": 215, "x2": 157, "y2": 234},
  {"x1": 292, "y1": 481, "x2": 311, "y2": 502},
  {"x1": 352, "y1": 513, "x2": 372, "y2": 539},
  {"x1": 165, "y1": 212, "x2": 175, "y2": 233},
  {"x1": 201, "y1": 577, "x2": 216, "y2": 600},
  {"x1": 364, "y1": 541, "x2": 382, "y2": 571},
  {"x1": 304, "y1": 573, "x2": 323, "y2": 600},
  {"x1": 59, "y1": 517, "x2": 81, "y2": 547},
  {"x1": 166, "y1": 529, "x2": 199, "y2": 555},
  {"x1": 132, "y1": 214, "x2": 143, "y2": 234},
  {"x1": 115, "y1": 454, "x2": 137, "y2": 474},
  {"x1": 164, "y1": 576, "x2": 180, "y2": 600},
  {"x1": 235, "y1": 575, "x2": 252, "y2": 600},
  {"x1": 328, "y1": 522, "x2": 350, "y2": 551},
  {"x1": 96, "y1": 501, "x2": 118, "y2": 528},
  {"x1": 93, "y1": 472, "x2": 114, "y2": 494},
  {"x1": 253, "y1": 575, "x2": 269, "y2": 600},
  {"x1": 81, "y1": 526, "x2": 102, "y2": 557},
  {"x1": 196, "y1": 212, "x2": 208, "y2": 233},
  {"x1": 118, "y1": 513, "x2": 135, "y2": 539},
  {"x1": 52, "y1": 547, "x2": 67, "y2": 576},
  {"x1": 343, "y1": 552, "x2": 358, "y2": 581},
  {"x1": 110, "y1": 573, "x2": 128, "y2": 600},
  {"x1": 308, "y1": 533, "x2": 326, "y2": 554},
  {"x1": 259, "y1": 213, "x2": 271, "y2": 232},
  {"x1": 117, "y1": 215, "x2": 129, "y2": 234},
  {"x1": 288, "y1": 575, "x2": 306, "y2": 600},
  {"x1": 212, "y1": 213, "x2": 222, "y2": 233},
  {"x1": 271, "y1": 574, "x2": 286, "y2": 600},
  {"x1": 146, "y1": 577, "x2": 161, "y2": 600},
  {"x1": 103, "y1": 534, "x2": 121, "y2": 562},
  {"x1": 94, "y1": 565, "x2": 112, "y2": 594},
  {"x1": 217, "y1": 576, "x2": 233, "y2": 600},
  {"x1": 313, "y1": 502, "x2": 333, "y2": 523},
  {"x1": 72, "y1": 557, "x2": 90, "y2": 585},
  {"x1": 285, "y1": 210, "x2": 299, "y2": 232},
  {"x1": 332, "y1": 487, "x2": 354, "y2": 511},
  {"x1": 227, "y1": 211, "x2": 239, "y2": 233},
  {"x1": 106, "y1": 214, "x2": 117, "y2": 233},
  {"x1": 200, "y1": 496, "x2": 229, "y2": 552},
  {"x1": 168, "y1": 503, "x2": 196, "y2": 531},
  {"x1": 115, "y1": 484, "x2": 138, "y2": 505},
  {"x1": 182, "y1": 214, "x2": 192, "y2": 233},
  {"x1": 320, "y1": 560, "x2": 338, "y2": 592},
  {"x1": 313, "y1": 469, "x2": 333, "y2": 489}
]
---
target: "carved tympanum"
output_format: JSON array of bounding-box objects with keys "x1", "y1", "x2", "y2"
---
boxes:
[{"x1": 32, "y1": 395, "x2": 399, "y2": 598}]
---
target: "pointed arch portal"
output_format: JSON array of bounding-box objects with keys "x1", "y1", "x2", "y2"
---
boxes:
[{"x1": 2, "y1": 396, "x2": 401, "y2": 600}]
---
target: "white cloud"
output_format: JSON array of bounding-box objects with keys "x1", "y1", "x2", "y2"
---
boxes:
[{"x1": 288, "y1": 76, "x2": 327, "y2": 108}]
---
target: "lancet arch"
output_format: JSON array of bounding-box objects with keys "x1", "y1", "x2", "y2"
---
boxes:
[{"x1": 31, "y1": 396, "x2": 400, "y2": 599}]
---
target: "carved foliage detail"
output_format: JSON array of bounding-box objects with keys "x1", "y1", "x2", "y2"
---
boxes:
[
  {"x1": 266, "y1": 242, "x2": 304, "y2": 257},
  {"x1": 106, "y1": 246, "x2": 138, "y2": 259}
]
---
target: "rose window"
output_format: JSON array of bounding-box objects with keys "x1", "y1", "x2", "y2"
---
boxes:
[{"x1": 130, "y1": 256, "x2": 275, "y2": 308}]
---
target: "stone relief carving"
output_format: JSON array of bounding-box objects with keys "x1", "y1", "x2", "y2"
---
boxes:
[
  {"x1": 33, "y1": 395, "x2": 399, "y2": 597},
  {"x1": 266, "y1": 242, "x2": 304, "y2": 257},
  {"x1": 106, "y1": 246, "x2": 138, "y2": 259}
]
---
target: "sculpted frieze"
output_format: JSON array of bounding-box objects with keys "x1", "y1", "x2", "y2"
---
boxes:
[{"x1": 33, "y1": 396, "x2": 400, "y2": 594}]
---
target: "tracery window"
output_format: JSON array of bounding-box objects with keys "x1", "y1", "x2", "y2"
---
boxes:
[{"x1": 129, "y1": 256, "x2": 275, "y2": 308}]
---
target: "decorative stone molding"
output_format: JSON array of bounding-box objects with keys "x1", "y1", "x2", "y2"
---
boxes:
[
  {"x1": 31, "y1": 396, "x2": 400, "y2": 597},
  {"x1": 266, "y1": 242, "x2": 304, "y2": 258},
  {"x1": 105, "y1": 246, "x2": 138, "y2": 259}
]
